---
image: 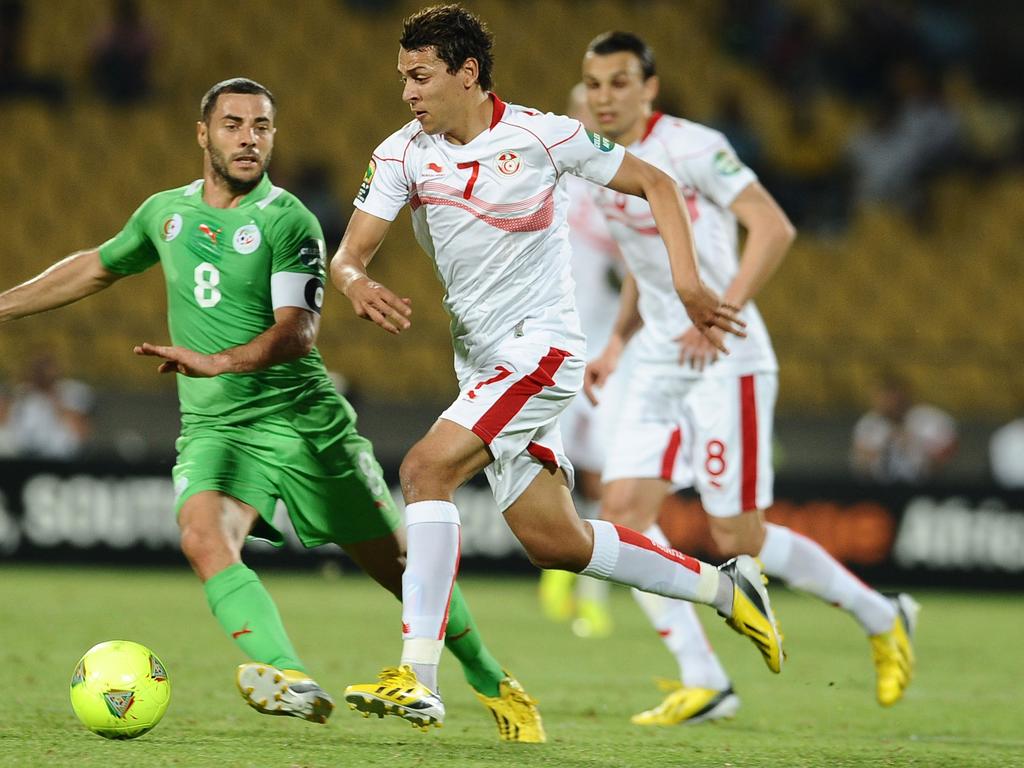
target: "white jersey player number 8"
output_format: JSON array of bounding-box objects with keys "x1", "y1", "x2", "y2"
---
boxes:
[{"x1": 193, "y1": 262, "x2": 222, "y2": 308}]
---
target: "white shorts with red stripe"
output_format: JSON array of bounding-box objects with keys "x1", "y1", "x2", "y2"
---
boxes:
[
  {"x1": 441, "y1": 335, "x2": 585, "y2": 511},
  {"x1": 602, "y1": 367, "x2": 777, "y2": 517}
]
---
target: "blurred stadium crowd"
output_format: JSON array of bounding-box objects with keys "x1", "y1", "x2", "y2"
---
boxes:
[{"x1": 0, "y1": 0, "x2": 1021, "y2": 481}]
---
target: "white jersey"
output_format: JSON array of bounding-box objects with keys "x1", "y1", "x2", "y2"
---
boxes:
[
  {"x1": 591, "y1": 113, "x2": 777, "y2": 376},
  {"x1": 565, "y1": 174, "x2": 622, "y2": 353},
  {"x1": 355, "y1": 95, "x2": 626, "y2": 367}
]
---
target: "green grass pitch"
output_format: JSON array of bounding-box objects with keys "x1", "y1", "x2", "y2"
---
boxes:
[{"x1": 1, "y1": 565, "x2": 1021, "y2": 767}]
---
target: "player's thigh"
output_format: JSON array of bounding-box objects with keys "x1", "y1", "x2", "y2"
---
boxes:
[
  {"x1": 173, "y1": 429, "x2": 280, "y2": 543},
  {"x1": 443, "y1": 338, "x2": 584, "y2": 510},
  {"x1": 687, "y1": 372, "x2": 777, "y2": 518},
  {"x1": 400, "y1": 418, "x2": 493, "y2": 500},
  {"x1": 503, "y1": 466, "x2": 592, "y2": 570},
  {"x1": 278, "y1": 428, "x2": 402, "y2": 549}
]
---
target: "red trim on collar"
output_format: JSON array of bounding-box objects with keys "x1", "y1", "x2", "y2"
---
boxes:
[
  {"x1": 641, "y1": 111, "x2": 664, "y2": 141},
  {"x1": 489, "y1": 93, "x2": 506, "y2": 129}
]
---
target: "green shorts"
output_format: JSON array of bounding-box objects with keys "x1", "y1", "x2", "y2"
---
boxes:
[{"x1": 172, "y1": 397, "x2": 400, "y2": 548}]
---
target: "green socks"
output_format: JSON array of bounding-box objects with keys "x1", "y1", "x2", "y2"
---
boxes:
[
  {"x1": 204, "y1": 563, "x2": 305, "y2": 673},
  {"x1": 445, "y1": 583, "x2": 504, "y2": 697},
  {"x1": 205, "y1": 565, "x2": 503, "y2": 695}
]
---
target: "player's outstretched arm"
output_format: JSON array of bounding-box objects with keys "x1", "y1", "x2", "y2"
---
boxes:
[
  {"x1": 134, "y1": 306, "x2": 318, "y2": 377},
  {"x1": 0, "y1": 250, "x2": 124, "y2": 324},
  {"x1": 724, "y1": 182, "x2": 796, "y2": 309},
  {"x1": 604, "y1": 153, "x2": 745, "y2": 350},
  {"x1": 330, "y1": 209, "x2": 411, "y2": 336}
]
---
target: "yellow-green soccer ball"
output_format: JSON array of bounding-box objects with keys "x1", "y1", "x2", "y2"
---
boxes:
[{"x1": 69, "y1": 641, "x2": 171, "y2": 739}]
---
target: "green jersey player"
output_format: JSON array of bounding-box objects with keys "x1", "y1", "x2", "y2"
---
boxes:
[{"x1": 0, "y1": 77, "x2": 545, "y2": 741}]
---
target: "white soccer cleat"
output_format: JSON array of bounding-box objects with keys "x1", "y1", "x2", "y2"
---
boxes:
[{"x1": 236, "y1": 663, "x2": 334, "y2": 723}]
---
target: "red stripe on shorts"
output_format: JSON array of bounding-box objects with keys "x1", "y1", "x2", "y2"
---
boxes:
[
  {"x1": 660, "y1": 426, "x2": 682, "y2": 481},
  {"x1": 471, "y1": 347, "x2": 571, "y2": 444},
  {"x1": 740, "y1": 374, "x2": 758, "y2": 511},
  {"x1": 527, "y1": 441, "x2": 559, "y2": 466},
  {"x1": 614, "y1": 524, "x2": 701, "y2": 573}
]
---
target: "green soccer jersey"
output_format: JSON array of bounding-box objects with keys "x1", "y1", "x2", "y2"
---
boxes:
[{"x1": 99, "y1": 174, "x2": 339, "y2": 427}]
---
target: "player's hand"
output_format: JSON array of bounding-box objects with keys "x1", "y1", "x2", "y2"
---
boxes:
[
  {"x1": 346, "y1": 276, "x2": 411, "y2": 335},
  {"x1": 584, "y1": 350, "x2": 618, "y2": 406},
  {"x1": 133, "y1": 342, "x2": 223, "y2": 377},
  {"x1": 675, "y1": 326, "x2": 723, "y2": 371},
  {"x1": 677, "y1": 283, "x2": 745, "y2": 352}
]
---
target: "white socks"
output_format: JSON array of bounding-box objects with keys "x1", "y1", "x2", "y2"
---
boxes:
[
  {"x1": 573, "y1": 497, "x2": 610, "y2": 603},
  {"x1": 758, "y1": 523, "x2": 896, "y2": 635},
  {"x1": 631, "y1": 525, "x2": 730, "y2": 691},
  {"x1": 400, "y1": 500, "x2": 461, "y2": 692},
  {"x1": 581, "y1": 519, "x2": 721, "y2": 606}
]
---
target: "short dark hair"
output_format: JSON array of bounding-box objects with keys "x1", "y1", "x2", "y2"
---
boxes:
[
  {"x1": 586, "y1": 31, "x2": 656, "y2": 80},
  {"x1": 200, "y1": 78, "x2": 276, "y2": 123},
  {"x1": 400, "y1": 4, "x2": 494, "y2": 91}
]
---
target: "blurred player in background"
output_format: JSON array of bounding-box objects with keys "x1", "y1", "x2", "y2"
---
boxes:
[
  {"x1": 332, "y1": 4, "x2": 781, "y2": 735},
  {"x1": 580, "y1": 32, "x2": 919, "y2": 725},
  {"x1": 0, "y1": 76, "x2": 547, "y2": 742},
  {"x1": 538, "y1": 83, "x2": 624, "y2": 639}
]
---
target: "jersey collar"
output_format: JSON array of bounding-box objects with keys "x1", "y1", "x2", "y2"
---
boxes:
[
  {"x1": 489, "y1": 93, "x2": 506, "y2": 129},
  {"x1": 235, "y1": 174, "x2": 273, "y2": 207},
  {"x1": 192, "y1": 173, "x2": 273, "y2": 209},
  {"x1": 640, "y1": 111, "x2": 664, "y2": 143}
]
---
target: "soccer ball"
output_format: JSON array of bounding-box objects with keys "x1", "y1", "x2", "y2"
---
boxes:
[{"x1": 69, "y1": 640, "x2": 171, "y2": 739}]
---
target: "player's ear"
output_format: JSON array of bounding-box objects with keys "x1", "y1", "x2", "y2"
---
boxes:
[
  {"x1": 461, "y1": 57, "x2": 480, "y2": 90},
  {"x1": 196, "y1": 120, "x2": 208, "y2": 149},
  {"x1": 644, "y1": 75, "x2": 660, "y2": 104}
]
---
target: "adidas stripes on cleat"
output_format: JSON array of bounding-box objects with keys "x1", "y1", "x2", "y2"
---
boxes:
[
  {"x1": 718, "y1": 555, "x2": 784, "y2": 673},
  {"x1": 344, "y1": 665, "x2": 444, "y2": 732}
]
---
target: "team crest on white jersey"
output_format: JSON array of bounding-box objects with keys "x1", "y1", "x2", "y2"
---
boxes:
[
  {"x1": 161, "y1": 213, "x2": 182, "y2": 242},
  {"x1": 233, "y1": 224, "x2": 261, "y2": 254},
  {"x1": 495, "y1": 151, "x2": 522, "y2": 176},
  {"x1": 422, "y1": 161, "x2": 446, "y2": 177}
]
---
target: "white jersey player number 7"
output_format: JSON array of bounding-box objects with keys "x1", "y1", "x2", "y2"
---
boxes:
[{"x1": 354, "y1": 95, "x2": 627, "y2": 366}]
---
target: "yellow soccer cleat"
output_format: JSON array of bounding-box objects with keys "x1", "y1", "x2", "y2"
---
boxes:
[
  {"x1": 572, "y1": 597, "x2": 613, "y2": 639},
  {"x1": 871, "y1": 593, "x2": 920, "y2": 707},
  {"x1": 631, "y1": 680, "x2": 740, "y2": 726},
  {"x1": 344, "y1": 665, "x2": 444, "y2": 732},
  {"x1": 539, "y1": 569, "x2": 576, "y2": 622},
  {"x1": 236, "y1": 663, "x2": 334, "y2": 723},
  {"x1": 476, "y1": 673, "x2": 546, "y2": 743},
  {"x1": 717, "y1": 555, "x2": 784, "y2": 673}
]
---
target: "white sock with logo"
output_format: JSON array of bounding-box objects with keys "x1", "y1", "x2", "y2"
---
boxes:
[
  {"x1": 400, "y1": 500, "x2": 461, "y2": 692},
  {"x1": 581, "y1": 520, "x2": 722, "y2": 608},
  {"x1": 631, "y1": 525, "x2": 730, "y2": 690},
  {"x1": 758, "y1": 523, "x2": 896, "y2": 635}
]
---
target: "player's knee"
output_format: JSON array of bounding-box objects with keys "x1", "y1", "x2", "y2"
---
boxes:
[
  {"x1": 179, "y1": 523, "x2": 228, "y2": 571},
  {"x1": 710, "y1": 524, "x2": 763, "y2": 558},
  {"x1": 600, "y1": 486, "x2": 647, "y2": 529},
  {"x1": 399, "y1": 446, "x2": 456, "y2": 498}
]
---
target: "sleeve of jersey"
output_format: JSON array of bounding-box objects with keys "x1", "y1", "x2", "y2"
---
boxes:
[
  {"x1": 97, "y1": 198, "x2": 161, "y2": 275},
  {"x1": 351, "y1": 135, "x2": 412, "y2": 222},
  {"x1": 268, "y1": 205, "x2": 327, "y2": 315},
  {"x1": 676, "y1": 137, "x2": 757, "y2": 209},
  {"x1": 545, "y1": 114, "x2": 626, "y2": 186}
]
